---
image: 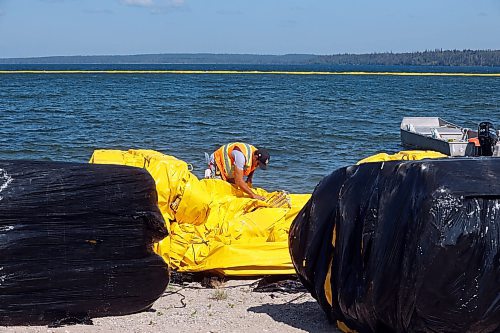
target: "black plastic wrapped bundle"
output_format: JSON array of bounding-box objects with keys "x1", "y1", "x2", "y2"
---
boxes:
[
  {"x1": 0, "y1": 161, "x2": 169, "y2": 325},
  {"x1": 289, "y1": 158, "x2": 500, "y2": 333}
]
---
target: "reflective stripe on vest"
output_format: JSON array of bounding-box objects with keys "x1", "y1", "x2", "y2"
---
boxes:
[{"x1": 215, "y1": 142, "x2": 256, "y2": 180}]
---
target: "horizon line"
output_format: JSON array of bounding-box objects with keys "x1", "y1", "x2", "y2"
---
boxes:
[
  {"x1": 1, "y1": 70, "x2": 499, "y2": 76},
  {"x1": 1, "y1": 49, "x2": 499, "y2": 60}
]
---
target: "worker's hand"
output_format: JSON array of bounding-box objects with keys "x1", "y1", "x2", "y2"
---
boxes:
[
  {"x1": 204, "y1": 168, "x2": 212, "y2": 179},
  {"x1": 252, "y1": 193, "x2": 266, "y2": 201}
]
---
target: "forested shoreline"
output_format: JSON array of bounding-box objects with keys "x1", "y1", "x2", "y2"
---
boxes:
[
  {"x1": 314, "y1": 50, "x2": 500, "y2": 66},
  {"x1": 0, "y1": 49, "x2": 499, "y2": 67}
]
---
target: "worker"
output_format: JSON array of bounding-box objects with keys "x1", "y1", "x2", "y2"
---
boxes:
[{"x1": 205, "y1": 142, "x2": 270, "y2": 201}]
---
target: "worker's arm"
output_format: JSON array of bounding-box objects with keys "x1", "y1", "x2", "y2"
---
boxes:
[
  {"x1": 234, "y1": 167, "x2": 265, "y2": 201},
  {"x1": 246, "y1": 170, "x2": 255, "y2": 187}
]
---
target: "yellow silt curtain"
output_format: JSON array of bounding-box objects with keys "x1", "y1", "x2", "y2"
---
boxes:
[
  {"x1": 356, "y1": 150, "x2": 447, "y2": 165},
  {"x1": 89, "y1": 149, "x2": 311, "y2": 276}
]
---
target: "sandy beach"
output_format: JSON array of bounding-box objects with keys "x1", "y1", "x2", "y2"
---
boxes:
[{"x1": 1, "y1": 276, "x2": 340, "y2": 333}]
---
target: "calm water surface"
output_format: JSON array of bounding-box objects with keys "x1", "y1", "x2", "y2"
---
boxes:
[{"x1": 1, "y1": 65, "x2": 499, "y2": 193}]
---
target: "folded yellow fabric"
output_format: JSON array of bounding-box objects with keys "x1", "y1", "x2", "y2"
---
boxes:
[
  {"x1": 90, "y1": 149, "x2": 310, "y2": 276},
  {"x1": 357, "y1": 150, "x2": 447, "y2": 164}
]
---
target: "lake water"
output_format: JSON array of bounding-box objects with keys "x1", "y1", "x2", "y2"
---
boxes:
[{"x1": 1, "y1": 64, "x2": 499, "y2": 193}]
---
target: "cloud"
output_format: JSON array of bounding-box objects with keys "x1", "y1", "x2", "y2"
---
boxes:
[
  {"x1": 121, "y1": 0, "x2": 154, "y2": 7},
  {"x1": 170, "y1": 0, "x2": 185, "y2": 6},
  {"x1": 121, "y1": 0, "x2": 185, "y2": 8},
  {"x1": 120, "y1": 0, "x2": 186, "y2": 13},
  {"x1": 124, "y1": 0, "x2": 185, "y2": 7}
]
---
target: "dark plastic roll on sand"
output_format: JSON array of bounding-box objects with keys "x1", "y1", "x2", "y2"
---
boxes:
[
  {"x1": 0, "y1": 161, "x2": 169, "y2": 325},
  {"x1": 289, "y1": 158, "x2": 500, "y2": 333}
]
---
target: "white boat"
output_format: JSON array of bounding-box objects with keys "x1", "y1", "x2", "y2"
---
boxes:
[{"x1": 400, "y1": 117, "x2": 499, "y2": 157}]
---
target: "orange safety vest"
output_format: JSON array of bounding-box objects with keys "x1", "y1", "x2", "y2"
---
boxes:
[
  {"x1": 213, "y1": 142, "x2": 258, "y2": 181},
  {"x1": 468, "y1": 137, "x2": 480, "y2": 147}
]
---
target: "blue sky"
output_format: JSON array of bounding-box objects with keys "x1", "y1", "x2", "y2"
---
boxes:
[{"x1": 0, "y1": 0, "x2": 499, "y2": 58}]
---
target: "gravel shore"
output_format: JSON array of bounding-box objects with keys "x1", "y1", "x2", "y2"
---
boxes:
[{"x1": 1, "y1": 277, "x2": 340, "y2": 333}]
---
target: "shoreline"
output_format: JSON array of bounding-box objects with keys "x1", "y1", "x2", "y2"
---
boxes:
[{"x1": 0, "y1": 277, "x2": 340, "y2": 333}]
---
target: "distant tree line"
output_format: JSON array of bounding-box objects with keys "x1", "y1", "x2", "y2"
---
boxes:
[
  {"x1": 0, "y1": 53, "x2": 317, "y2": 65},
  {"x1": 312, "y1": 49, "x2": 500, "y2": 67},
  {"x1": 0, "y1": 49, "x2": 499, "y2": 67}
]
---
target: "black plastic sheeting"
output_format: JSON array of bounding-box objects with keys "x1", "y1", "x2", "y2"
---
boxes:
[
  {"x1": 289, "y1": 158, "x2": 500, "y2": 333},
  {"x1": 0, "y1": 160, "x2": 169, "y2": 325}
]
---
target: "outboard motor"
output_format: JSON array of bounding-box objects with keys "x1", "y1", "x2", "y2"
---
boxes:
[{"x1": 478, "y1": 121, "x2": 498, "y2": 156}]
